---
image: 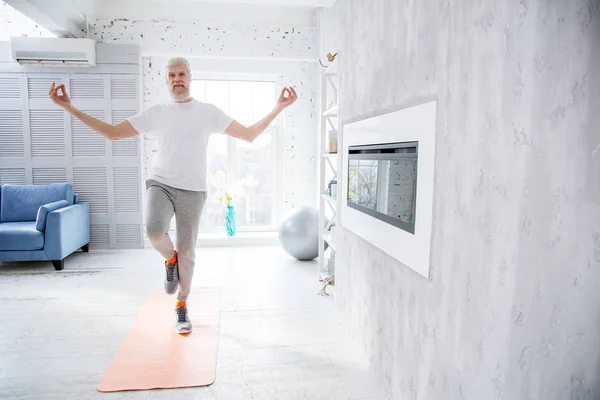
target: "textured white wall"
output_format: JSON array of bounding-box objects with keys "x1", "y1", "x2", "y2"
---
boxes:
[
  {"x1": 91, "y1": 18, "x2": 318, "y2": 217},
  {"x1": 92, "y1": 18, "x2": 316, "y2": 60},
  {"x1": 82, "y1": 1, "x2": 316, "y2": 26},
  {"x1": 0, "y1": 1, "x2": 54, "y2": 40},
  {"x1": 320, "y1": 0, "x2": 600, "y2": 399}
]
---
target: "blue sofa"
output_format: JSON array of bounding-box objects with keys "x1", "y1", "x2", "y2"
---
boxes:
[{"x1": 0, "y1": 183, "x2": 90, "y2": 270}]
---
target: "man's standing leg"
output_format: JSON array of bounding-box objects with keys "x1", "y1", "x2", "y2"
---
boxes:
[
  {"x1": 172, "y1": 189, "x2": 206, "y2": 334},
  {"x1": 145, "y1": 180, "x2": 179, "y2": 294}
]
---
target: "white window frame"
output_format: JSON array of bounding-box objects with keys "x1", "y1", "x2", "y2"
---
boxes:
[{"x1": 191, "y1": 72, "x2": 284, "y2": 233}]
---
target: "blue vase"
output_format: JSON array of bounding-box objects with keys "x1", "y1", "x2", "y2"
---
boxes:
[{"x1": 225, "y1": 205, "x2": 236, "y2": 237}]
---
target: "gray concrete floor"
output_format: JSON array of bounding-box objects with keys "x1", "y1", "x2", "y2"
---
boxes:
[{"x1": 0, "y1": 246, "x2": 389, "y2": 400}]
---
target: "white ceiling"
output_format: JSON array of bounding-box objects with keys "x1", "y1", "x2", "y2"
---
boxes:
[
  {"x1": 70, "y1": 0, "x2": 333, "y2": 24},
  {"x1": 133, "y1": 0, "x2": 334, "y2": 5},
  {"x1": 71, "y1": 0, "x2": 335, "y2": 7}
]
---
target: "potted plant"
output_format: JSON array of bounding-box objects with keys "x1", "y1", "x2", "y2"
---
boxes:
[{"x1": 218, "y1": 192, "x2": 236, "y2": 237}]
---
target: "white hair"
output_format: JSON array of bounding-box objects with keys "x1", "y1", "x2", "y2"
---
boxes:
[{"x1": 166, "y1": 56, "x2": 191, "y2": 77}]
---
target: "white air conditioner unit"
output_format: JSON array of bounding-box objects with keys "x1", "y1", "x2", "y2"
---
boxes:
[{"x1": 9, "y1": 37, "x2": 96, "y2": 67}]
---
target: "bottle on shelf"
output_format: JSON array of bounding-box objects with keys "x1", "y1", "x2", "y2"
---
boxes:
[
  {"x1": 327, "y1": 179, "x2": 337, "y2": 198},
  {"x1": 328, "y1": 129, "x2": 338, "y2": 154}
]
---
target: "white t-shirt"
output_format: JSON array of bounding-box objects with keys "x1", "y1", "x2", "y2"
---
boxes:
[{"x1": 128, "y1": 99, "x2": 233, "y2": 192}]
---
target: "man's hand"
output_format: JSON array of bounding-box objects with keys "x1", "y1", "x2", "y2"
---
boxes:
[
  {"x1": 276, "y1": 86, "x2": 298, "y2": 111},
  {"x1": 47, "y1": 82, "x2": 138, "y2": 141},
  {"x1": 48, "y1": 82, "x2": 73, "y2": 111},
  {"x1": 226, "y1": 85, "x2": 298, "y2": 142}
]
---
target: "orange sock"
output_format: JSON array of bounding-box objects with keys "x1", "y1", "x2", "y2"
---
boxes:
[
  {"x1": 176, "y1": 301, "x2": 186, "y2": 309},
  {"x1": 166, "y1": 251, "x2": 177, "y2": 264}
]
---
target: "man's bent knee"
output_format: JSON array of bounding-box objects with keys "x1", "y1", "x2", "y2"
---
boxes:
[{"x1": 146, "y1": 222, "x2": 169, "y2": 244}]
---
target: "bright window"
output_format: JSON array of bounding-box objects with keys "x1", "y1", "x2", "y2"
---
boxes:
[{"x1": 191, "y1": 78, "x2": 280, "y2": 232}]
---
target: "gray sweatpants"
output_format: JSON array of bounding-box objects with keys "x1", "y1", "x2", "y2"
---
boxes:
[{"x1": 144, "y1": 179, "x2": 207, "y2": 302}]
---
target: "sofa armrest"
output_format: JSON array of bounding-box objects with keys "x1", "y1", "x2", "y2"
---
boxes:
[
  {"x1": 36, "y1": 200, "x2": 71, "y2": 231},
  {"x1": 44, "y1": 202, "x2": 91, "y2": 260}
]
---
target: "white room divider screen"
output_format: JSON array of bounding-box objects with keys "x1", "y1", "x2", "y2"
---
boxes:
[{"x1": 0, "y1": 43, "x2": 144, "y2": 249}]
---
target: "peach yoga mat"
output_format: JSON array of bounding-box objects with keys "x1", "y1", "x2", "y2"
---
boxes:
[{"x1": 97, "y1": 288, "x2": 221, "y2": 392}]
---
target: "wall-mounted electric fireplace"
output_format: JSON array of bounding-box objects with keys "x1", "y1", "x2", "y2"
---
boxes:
[
  {"x1": 341, "y1": 101, "x2": 437, "y2": 279},
  {"x1": 347, "y1": 142, "x2": 418, "y2": 234}
]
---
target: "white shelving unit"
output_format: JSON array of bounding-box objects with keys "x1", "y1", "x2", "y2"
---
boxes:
[{"x1": 318, "y1": 65, "x2": 339, "y2": 281}]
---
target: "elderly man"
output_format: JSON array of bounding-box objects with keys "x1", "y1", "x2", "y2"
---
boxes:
[{"x1": 49, "y1": 57, "x2": 297, "y2": 334}]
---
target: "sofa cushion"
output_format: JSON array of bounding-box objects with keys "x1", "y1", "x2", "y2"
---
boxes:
[
  {"x1": 0, "y1": 221, "x2": 45, "y2": 251},
  {"x1": 36, "y1": 199, "x2": 70, "y2": 231},
  {"x1": 0, "y1": 183, "x2": 74, "y2": 223}
]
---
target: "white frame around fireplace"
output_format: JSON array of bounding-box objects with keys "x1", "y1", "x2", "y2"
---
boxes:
[{"x1": 341, "y1": 101, "x2": 437, "y2": 279}]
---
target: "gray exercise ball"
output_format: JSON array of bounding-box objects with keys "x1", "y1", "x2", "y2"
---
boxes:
[{"x1": 278, "y1": 206, "x2": 325, "y2": 261}]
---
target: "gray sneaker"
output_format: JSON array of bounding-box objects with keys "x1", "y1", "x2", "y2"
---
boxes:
[
  {"x1": 164, "y1": 258, "x2": 178, "y2": 295},
  {"x1": 175, "y1": 306, "x2": 192, "y2": 334}
]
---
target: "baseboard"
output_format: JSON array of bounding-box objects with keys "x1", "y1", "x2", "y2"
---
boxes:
[
  {"x1": 142, "y1": 231, "x2": 280, "y2": 248},
  {"x1": 196, "y1": 231, "x2": 280, "y2": 247}
]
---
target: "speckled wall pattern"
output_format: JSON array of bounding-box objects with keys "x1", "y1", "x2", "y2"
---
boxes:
[
  {"x1": 92, "y1": 19, "x2": 316, "y2": 60},
  {"x1": 91, "y1": 18, "x2": 318, "y2": 214},
  {"x1": 319, "y1": 0, "x2": 600, "y2": 399}
]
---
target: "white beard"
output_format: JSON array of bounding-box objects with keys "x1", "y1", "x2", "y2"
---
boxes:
[{"x1": 169, "y1": 86, "x2": 190, "y2": 101}]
